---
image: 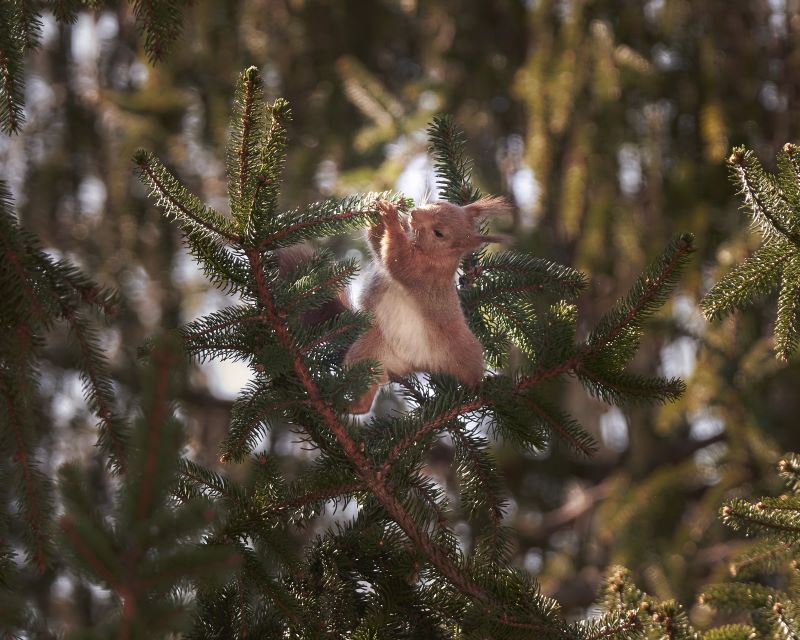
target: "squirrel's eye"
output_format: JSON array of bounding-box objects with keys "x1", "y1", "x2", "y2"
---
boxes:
[{"x1": 433, "y1": 229, "x2": 444, "y2": 238}]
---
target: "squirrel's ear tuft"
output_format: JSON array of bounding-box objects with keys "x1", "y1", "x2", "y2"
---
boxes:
[{"x1": 464, "y1": 195, "x2": 512, "y2": 220}]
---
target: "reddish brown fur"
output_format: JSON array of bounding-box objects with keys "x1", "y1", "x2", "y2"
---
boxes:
[{"x1": 345, "y1": 196, "x2": 511, "y2": 414}]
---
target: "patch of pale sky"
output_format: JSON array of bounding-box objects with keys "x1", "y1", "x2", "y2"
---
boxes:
[{"x1": 600, "y1": 407, "x2": 629, "y2": 452}]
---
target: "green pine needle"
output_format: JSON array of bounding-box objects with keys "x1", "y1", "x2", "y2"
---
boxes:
[
  {"x1": 131, "y1": 0, "x2": 188, "y2": 63},
  {"x1": 427, "y1": 114, "x2": 482, "y2": 205},
  {"x1": 0, "y1": 2, "x2": 29, "y2": 134},
  {"x1": 701, "y1": 241, "x2": 787, "y2": 321},
  {"x1": 703, "y1": 144, "x2": 800, "y2": 360},
  {"x1": 227, "y1": 66, "x2": 270, "y2": 232},
  {"x1": 589, "y1": 233, "x2": 695, "y2": 351}
]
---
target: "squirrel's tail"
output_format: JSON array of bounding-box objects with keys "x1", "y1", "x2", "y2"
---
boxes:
[{"x1": 275, "y1": 243, "x2": 351, "y2": 325}]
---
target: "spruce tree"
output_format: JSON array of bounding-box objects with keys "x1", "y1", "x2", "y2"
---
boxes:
[
  {"x1": 0, "y1": 182, "x2": 238, "y2": 636},
  {"x1": 129, "y1": 66, "x2": 688, "y2": 638},
  {"x1": 595, "y1": 453, "x2": 800, "y2": 640}
]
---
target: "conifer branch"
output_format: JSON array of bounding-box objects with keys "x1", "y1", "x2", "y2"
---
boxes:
[
  {"x1": 0, "y1": 50, "x2": 21, "y2": 134},
  {"x1": 59, "y1": 515, "x2": 120, "y2": 588},
  {"x1": 450, "y1": 426, "x2": 505, "y2": 525},
  {"x1": 248, "y1": 99, "x2": 291, "y2": 239},
  {"x1": 283, "y1": 265, "x2": 358, "y2": 315},
  {"x1": 237, "y1": 71, "x2": 257, "y2": 214},
  {"x1": 700, "y1": 582, "x2": 787, "y2": 611},
  {"x1": 182, "y1": 310, "x2": 268, "y2": 342},
  {"x1": 701, "y1": 241, "x2": 788, "y2": 320},
  {"x1": 132, "y1": 0, "x2": 187, "y2": 63},
  {"x1": 0, "y1": 2, "x2": 25, "y2": 135},
  {"x1": 2, "y1": 244, "x2": 47, "y2": 326},
  {"x1": 136, "y1": 346, "x2": 175, "y2": 521},
  {"x1": 407, "y1": 474, "x2": 449, "y2": 526},
  {"x1": 42, "y1": 259, "x2": 119, "y2": 318},
  {"x1": 382, "y1": 400, "x2": 484, "y2": 468},
  {"x1": 729, "y1": 540, "x2": 796, "y2": 578},
  {"x1": 227, "y1": 66, "x2": 273, "y2": 235},
  {"x1": 258, "y1": 201, "x2": 382, "y2": 249},
  {"x1": 587, "y1": 234, "x2": 695, "y2": 352},
  {"x1": 772, "y1": 602, "x2": 799, "y2": 640},
  {"x1": 299, "y1": 321, "x2": 363, "y2": 353},
  {"x1": 239, "y1": 548, "x2": 302, "y2": 627},
  {"x1": 134, "y1": 151, "x2": 241, "y2": 243},
  {"x1": 576, "y1": 366, "x2": 685, "y2": 405},
  {"x1": 64, "y1": 309, "x2": 128, "y2": 474},
  {"x1": 729, "y1": 148, "x2": 800, "y2": 246},
  {"x1": 704, "y1": 145, "x2": 800, "y2": 359},
  {"x1": 427, "y1": 115, "x2": 481, "y2": 205},
  {"x1": 721, "y1": 501, "x2": 800, "y2": 537},
  {"x1": 573, "y1": 611, "x2": 642, "y2": 640},
  {"x1": 0, "y1": 381, "x2": 49, "y2": 573},
  {"x1": 221, "y1": 396, "x2": 303, "y2": 463},
  {"x1": 450, "y1": 427, "x2": 509, "y2": 567},
  {"x1": 179, "y1": 460, "x2": 246, "y2": 507},
  {"x1": 521, "y1": 396, "x2": 597, "y2": 456},
  {"x1": 50, "y1": 0, "x2": 83, "y2": 24},
  {"x1": 775, "y1": 255, "x2": 800, "y2": 360},
  {"x1": 262, "y1": 481, "x2": 365, "y2": 516},
  {"x1": 779, "y1": 454, "x2": 800, "y2": 492}
]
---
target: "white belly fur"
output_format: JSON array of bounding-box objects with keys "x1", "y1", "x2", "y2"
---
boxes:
[{"x1": 373, "y1": 281, "x2": 436, "y2": 371}]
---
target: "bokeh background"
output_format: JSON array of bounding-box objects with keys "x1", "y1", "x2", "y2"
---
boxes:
[{"x1": 5, "y1": 0, "x2": 800, "y2": 627}]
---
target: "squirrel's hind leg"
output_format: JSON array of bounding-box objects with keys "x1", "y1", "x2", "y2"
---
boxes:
[
  {"x1": 345, "y1": 327, "x2": 390, "y2": 415},
  {"x1": 349, "y1": 379, "x2": 385, "y2": 415}
]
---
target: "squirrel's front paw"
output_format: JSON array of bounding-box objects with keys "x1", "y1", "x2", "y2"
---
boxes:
[{"x1": 376, "y1": 199, "x2": 398, "y2": 221}]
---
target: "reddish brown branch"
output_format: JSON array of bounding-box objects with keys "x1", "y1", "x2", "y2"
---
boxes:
[
  {"x1": 60, "y1": 515, "x2": 120, "y2": 588},
  {"x1": 259, "y1": 211, "x2": 368, "y2": 248},
  {"x1": 136, "y1": 348, "x2": 175, "y2": 521},
  {"x1": 521, "y1": 396, "x2": 595, "y2": 457},
  {"x1": 263, "y1": 481, "x2": 364, "y2": 515},
  {"x1": 300, "y1": 322, "x2": 361, "y2": 353},
  {"x1": 136, "y1": 159, "x2": 241, "y2": 243},
  {"x1": 183, "y1": 313, "x2": 267, "y2": 341},
  {"x1": 383, "y1": 400, "x2": 484, "y2": 469},
  {"x1": 586, "y1": 239, "x2": 693, "y2": 352},
  {"x1": 284, "y1": 267, "x2": 357, "y2": 315}
]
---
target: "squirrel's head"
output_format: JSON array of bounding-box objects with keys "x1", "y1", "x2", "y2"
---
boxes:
[{"x1": 409, "y1": 196, "x2": 511, "y2": 259}]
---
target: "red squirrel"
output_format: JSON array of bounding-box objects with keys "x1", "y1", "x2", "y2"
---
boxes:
[{"x1": 344, "y1": 196, "x2": 510, "y2": 414}]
